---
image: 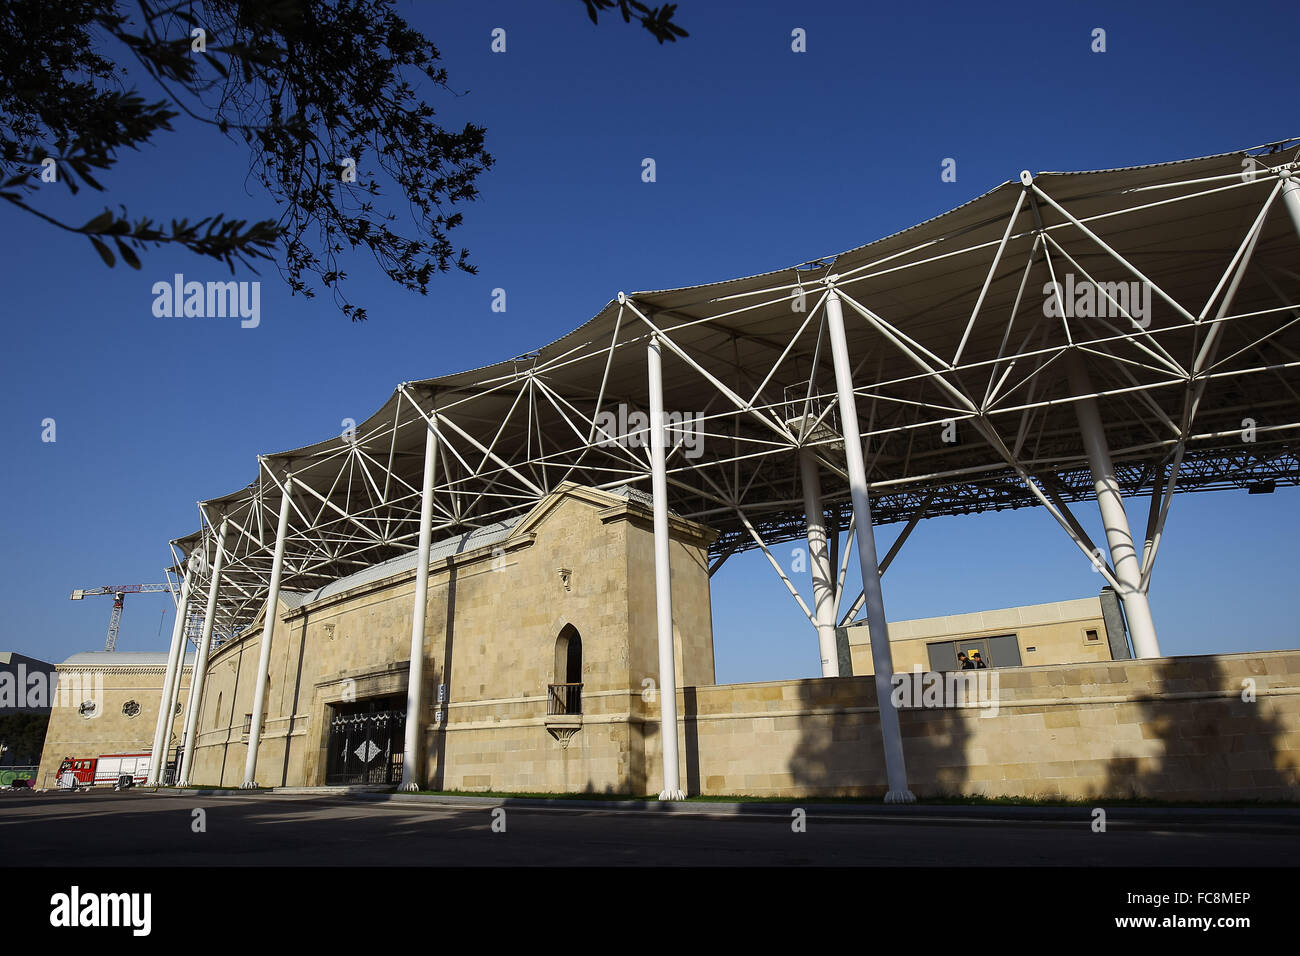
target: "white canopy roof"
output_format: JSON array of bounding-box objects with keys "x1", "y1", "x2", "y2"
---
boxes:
[{"x1": 171, "y1": 140, "x2": 1300, "y2": 631}]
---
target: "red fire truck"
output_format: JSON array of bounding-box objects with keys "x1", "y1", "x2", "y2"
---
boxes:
[
  {"x1": 56, "y1": 753, "x2": 153, "y2": 788},
  {"x1": 56, "y1": 756, "x2": 96, "y2": 788}
]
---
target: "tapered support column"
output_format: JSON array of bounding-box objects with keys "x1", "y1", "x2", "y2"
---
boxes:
[
  {"x1": 1067, "y1": 353, "x2": 1161, "y2": 658},
  {"x1": 164, "y1": 613, "x2": 192, "y2": 771},
  {"x1": 398, "y1": 421, "x2": 439, "y2": 791},
  {"x1": 825, "y1": 282, "x2": 914, "y2": 804},
  {"x1": 1282, "y1": 170, "x2": 1300, "y2": 238},
  {"x1": 799, "y1": 450, "x2": 840, "y2": 677},
  {"x1": 146, "y1": 571, "x2": 193, "y2": 785},
  {"x1": 647, "y1": 334, "x2": 684, "y2": 800},
  {"x1": 178, "y1": 520, "x2": 228, "y2": 786},
  {"x1": 242, "y1": 479, "x2": 293, "y2": 788}
]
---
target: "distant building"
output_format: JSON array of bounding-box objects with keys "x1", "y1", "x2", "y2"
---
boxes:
[
  {"x1": 842, "y1": 592, "x2": 1132, "y2": 676},
  {"x1": 0, "y1": 651, "x2": 56, "y2": 715},
  {"x1": 0, "y1": 651, "x2": 57, "y2": 772},
  {"x1": 34, "y1": 652, "x2": 193, "y2": 788}
]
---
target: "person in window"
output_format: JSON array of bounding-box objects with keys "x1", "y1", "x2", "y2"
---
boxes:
[
  {"x1": 957, "y1": 652, "x2": 974, "y2": 670},
  {"x1": 972, "y1": 651, "x2": 988, "y2": 669}
]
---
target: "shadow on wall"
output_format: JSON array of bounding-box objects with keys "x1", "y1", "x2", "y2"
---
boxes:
[
  {"x1": 1102, "y1": 656, "x2": 1298, "y2": 800},
  {"x1": 683, "y1": 686, "x2": 699, "y2": 795},
  {"x1": 667, "y1": 673, "x2": 975, "y2": 798},
  {"x1": 579, "y1": 777, "x2": 641, "y2": 796},
  {"x1": 217, "y1": 640, "x2": 246, "y2": 787},
  {"x1": 428, "y1": 566, "x2": 457, "y2": 791},
  {"x1": 776, "y1": 656, "x2": 1298, "y2": 802},
  {"x1": 281, "y1": 622, "x2": 310, "y2": 788},
  {"x1": 783, "y1": 676, "x2": 973, "y2": 799}
]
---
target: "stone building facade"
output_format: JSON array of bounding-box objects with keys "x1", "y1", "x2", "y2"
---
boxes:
[
  {"x1": 188, "y1": 483, "x2": 717, "y2": 792},
  {"x1": 35, "y1": 652, "x2": 193, "y2": 788}
]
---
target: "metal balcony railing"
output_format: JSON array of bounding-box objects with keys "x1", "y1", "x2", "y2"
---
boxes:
[{"x1": 547, "y1": 683, "x2": 583, "y2": 716}]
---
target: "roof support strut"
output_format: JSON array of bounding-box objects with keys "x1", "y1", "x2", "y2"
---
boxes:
[
  {"x1": 399, "y1": 417, "x2": 440, "y2": 791},
  {"x1": 826, "y1": 280, "x2": 914, "y2": 804},
  {"x1": 146, "y1": 569, "x2": 193, "y2": 786},
  {"x1": 800, "y1": 450, "x2": 840, "y2": 677},
  {"x1": 646, "y1": 327, "x2": 685, "y2": 801},
  {"x1": 1067, "y1": 352, "x2": 1160, "y2": 658},
  {"x1": 242, "y1": 478, "x2": 293, "y2": 788},
  {"x1": 178, "y1": 519, "x2": 228, "y2": 786}
]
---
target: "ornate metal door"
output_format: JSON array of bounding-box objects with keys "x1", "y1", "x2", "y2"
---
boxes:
[{"x1": 325, "y1": 708, "x2": 405, "y2": 785}]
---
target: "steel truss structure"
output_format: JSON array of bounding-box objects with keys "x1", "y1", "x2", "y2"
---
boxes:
[{"x1": 151, "y1": 142, "x2": 1300, "y2": 800}]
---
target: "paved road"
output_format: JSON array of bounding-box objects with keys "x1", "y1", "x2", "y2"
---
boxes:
[{"x1": 2, "y1": 790, "x2": 1296, "y2": 866}]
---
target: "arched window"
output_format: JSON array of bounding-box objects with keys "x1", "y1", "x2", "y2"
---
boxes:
[{"x1": 549, "y1": 625, "x2": 582, "y2": 715}]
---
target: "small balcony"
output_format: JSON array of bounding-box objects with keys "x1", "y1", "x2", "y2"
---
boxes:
[
  {"x1": 545, "y1": 683, "x2": 583, "y2": 746},
  {"x1": 547, "y1": 683, "x2": 583, "y2": 716}
]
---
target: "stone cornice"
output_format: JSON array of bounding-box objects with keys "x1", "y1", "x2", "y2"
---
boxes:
[
  {"x1": 56, "y1": 665, "x2": 191, "y2": 676},
  {"x1": 597, "y1": 499, "x2": 718, "y2": 548}
]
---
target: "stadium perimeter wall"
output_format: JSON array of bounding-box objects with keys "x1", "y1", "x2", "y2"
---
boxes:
[{"x1": 670, "y1": 650, "x2": 1300, "y2": 800}]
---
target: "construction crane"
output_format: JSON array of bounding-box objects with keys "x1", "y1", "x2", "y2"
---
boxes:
[{"x1": 70, "y1": 584, "x2": 177, "y2": 652}]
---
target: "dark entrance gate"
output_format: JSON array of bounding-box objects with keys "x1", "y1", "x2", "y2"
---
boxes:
[{"x1": 325, "y1": 697, "x2": 405, "y2": 785}]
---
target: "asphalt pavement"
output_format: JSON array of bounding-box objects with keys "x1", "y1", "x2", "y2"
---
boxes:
[{"x1": 2, "y1": 788, "x2": 1295, "y2": 866}]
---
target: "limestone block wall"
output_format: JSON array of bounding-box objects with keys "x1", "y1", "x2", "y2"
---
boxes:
[
  {"x1": 623, "y1": 506, "x2": 717, "y2": 691},
  {"x1": 433, "y1": 690, "x2": 649, "y2": 795},
  {"x1": 188, "y1": 619, "x2": 321, "y2": 788},
  {"x1": 189, "y1": 484, "x2": 716, "y2": 795},
  {"x1": 420, "y1": 493, "x2": 714, "y2": 795},
  {"x1": 669, "y1": 650, "x2": 1300, "y2": 801}
]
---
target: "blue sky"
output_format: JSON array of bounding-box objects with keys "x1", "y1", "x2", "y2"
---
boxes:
[{"x1": 1, "y1": 0, "x2": 1296, "y2": 681}]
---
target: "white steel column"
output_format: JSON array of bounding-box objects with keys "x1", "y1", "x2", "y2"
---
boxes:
[
  {"x1": 242, "y1": 479, "x2": 293, "y2": 788},
  {"x1": 1066, "y1": 352, "x2": 1161, "y2": 658},
  {"x1": 647, "y1": 333, "x2": 685, "y2": 800},
  {"x1": 799, "y1": 450, "x2": 840, "y2": 677},
  {"x1": 163, "y1": 612, "x2": 192, "y2": 775},
  {"x1": 146, "y1": 570, "x2": 193, "y2": 785},
  {"x1": 825, "y1": 281, "x2": 914, "y2": 803},
  {"x1": 398, "y1": 420, "x2": 439, "y2": 791},
  {"x1": 178, "y1": 520, "x2": 228, "y2": 786},
  {"x1": 1283, "y1": 170, "x2": 1300, "y2": 238}
]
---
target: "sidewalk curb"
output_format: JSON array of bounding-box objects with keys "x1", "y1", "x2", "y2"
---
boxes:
[
  {"x1": 142, "y1": 786, "x2": 1300, "y2": 829},
  {"x1": 353, "y1": 792, "x2": 1300, "y2": 827}
]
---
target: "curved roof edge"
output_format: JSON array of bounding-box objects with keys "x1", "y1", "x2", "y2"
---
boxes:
[{"x1": 178, "y1": 137, "x2": 1300, "y2": 538}]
